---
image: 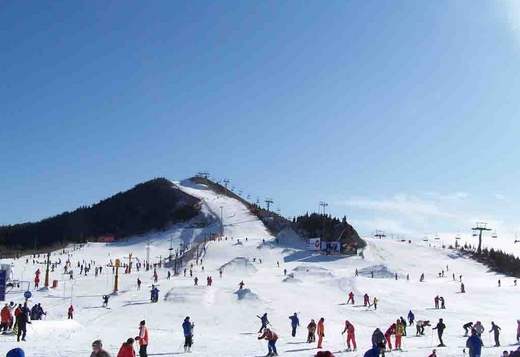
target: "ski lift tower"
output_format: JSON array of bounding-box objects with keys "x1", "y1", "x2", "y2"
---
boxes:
[
  {"x1": 374, "y1": 230, "x2": 386, "y2": 239},
  {"x1": 319, "y1": 201, "x2": 328, "y2": 215},
  {"x1": 265, "y1": 198, "x2": 274, "y2": 212},
  {"x1": 223, "y1": 179, "x2": 230, "y2": 189},
  {"x1": 472, "y1": 222, "x2": 491, "y2": 254}
]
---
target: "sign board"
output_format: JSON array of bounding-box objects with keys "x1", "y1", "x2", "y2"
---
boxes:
[
  {"x1": 320, "y1": 241, "x2": 341, "y2": 253},
  {"x1": 306, "y1": 238, "x2": 321, "y2": 251},
  {"x1": 24, "y1": 290, "x2": 32, "y2": 300},
  {"x1": 0, "y1": 271, "x2": 6, "y2": 302}
]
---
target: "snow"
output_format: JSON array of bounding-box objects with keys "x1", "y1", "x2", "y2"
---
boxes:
[{"x1": 1, "y1": 180, "x2": 519, "y2": 356}]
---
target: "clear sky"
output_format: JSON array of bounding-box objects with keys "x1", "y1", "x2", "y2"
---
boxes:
[{"x1": 2, "y1": 1, "x2": 520, "y2": 240}]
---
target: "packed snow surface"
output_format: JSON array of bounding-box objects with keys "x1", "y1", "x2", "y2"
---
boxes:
[{"x1": 1, "y1": 180, "x2": 518, "y2": 356}]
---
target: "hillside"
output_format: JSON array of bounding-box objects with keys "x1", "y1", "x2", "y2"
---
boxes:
[
  {"x1": 0, "y1": 180, "x2": 518, "y2": 357},
  {"x1": 0, "y1": 178, "x2": 200, "y2": 253},
  {"x1": 189, "y1": 176, "x2": 365, "y2": 251}
]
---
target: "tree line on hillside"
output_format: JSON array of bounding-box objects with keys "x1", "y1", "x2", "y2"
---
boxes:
[
  {"x1": 457, "y1": 243, "x2": 520, "y2": 277},
  {"x1": 0, "y1": 178, "x2": 200, "y2": 252},
  {"x1": 292, "y1": 213, "x2": 366, "y2": 250}
]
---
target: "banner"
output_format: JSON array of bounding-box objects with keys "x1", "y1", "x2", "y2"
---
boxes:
[
  {"x1": 307, "y1": 238, "x2": 321, "y2": 251},
  {"x1": 320, "y1": 241, "x2": 341, "y2": 253}
]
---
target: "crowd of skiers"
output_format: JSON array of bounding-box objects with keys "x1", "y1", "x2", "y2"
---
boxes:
[
  {"x1": 1, "y1": 302, "x2": 32, "y2": 342},
  {"x1": 253, "y1": 308, "x2": 520, "y2": 357},
  {"x1": 87, "y1": 317, "x2": 195, "y2": 357}
]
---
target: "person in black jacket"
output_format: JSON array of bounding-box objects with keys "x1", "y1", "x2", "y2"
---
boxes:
[
  {"x1": 433, "y1": 319, "x2": 446, "y2": 347},
  {"x1": 489, "y1": 321, "x2": 501, "y2": 347},
  {"x1": 372, "y1": 328, "x2": 386, "y2": 357},
  {"x1": 16, "y1": 304, "x2": 31, "y2": 342}
]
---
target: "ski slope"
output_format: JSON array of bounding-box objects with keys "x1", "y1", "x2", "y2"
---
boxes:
[{"x1": 1, "y1": 180, "x2": 519, "y2": 357}]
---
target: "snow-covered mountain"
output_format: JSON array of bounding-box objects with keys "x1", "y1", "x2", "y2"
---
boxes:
[{"x1": 0, "y1": 179, "x2": 518, "y2": 357}]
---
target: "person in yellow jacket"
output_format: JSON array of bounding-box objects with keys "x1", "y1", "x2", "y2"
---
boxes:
[{"x1": 395, "y1": 320, "x2": 404, "y2": 351}]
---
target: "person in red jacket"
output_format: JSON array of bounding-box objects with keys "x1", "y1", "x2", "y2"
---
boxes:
[
  {"x1": 117, "y1": 338, "x2": 136, "y2": 357},
  {"x1": 1, "y1": 304, "x2": 11, "y2": 331},
  {"x1": 347, "y1": 292, "x2": 355, "y2": 305},
  {"x1": 317, "y1": 318, "x2": 325, "y2": 349},
  {"x1": 341, "y1": 320, "x2": 357, "y2": 351},
  {"x1": 135, "y1": 320, "x2": 148, "y2": 357},
  {"x1": 68, "y1": 305, "x2": 74, "y2": 319},
  {"x1": 385, "y1": 323, "x2": 396, "y2": 351}
]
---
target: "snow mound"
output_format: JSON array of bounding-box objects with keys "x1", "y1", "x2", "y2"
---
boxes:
[
  {"x1": 358, "y1": 264, "x2": 396, "y2": 279},
  {"x1": 292, "y1": 265, "x2": 334, "y2": 278},
  {"x1": 282, "y1": 273, "x2": 301, "y2": 283},
  {"x1": 234, "y1": 288, "x2": 259, "y2": 300},
  {"x1": 219, "y1": 257, "x2": 257, "y2": 274}
]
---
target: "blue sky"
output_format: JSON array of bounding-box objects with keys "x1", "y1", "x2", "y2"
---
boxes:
[{"x1": 2, "y1": 1, "x2": 520, "y2": 240}]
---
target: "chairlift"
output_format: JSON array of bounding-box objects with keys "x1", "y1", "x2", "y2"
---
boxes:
[
  {"x1": 491, "y1": 230, "x2": 498, "y2": 239},
  {"x1": 455, "y1": 236, "x2": 461, "y2": 240}
]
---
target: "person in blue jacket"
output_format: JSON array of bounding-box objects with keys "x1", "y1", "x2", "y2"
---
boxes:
[
  {"x1": 466, "y1": 329, "x2": 483, "y2": 357},
  {"x1": 363, "y1": 346, "x2": 380, "y2": 357},
  {"x1": 407, "y1": 311, "x2": 415, "y2": 326},
  {"x1": 182, "y1": 316, "x2": 194, "y2": 353},
  {"x1": 6, "y1": 348, "x2": 25, "y2": 357},
  {"x1": 289, "y1": 313, "x2": 300, "y2": 337}
]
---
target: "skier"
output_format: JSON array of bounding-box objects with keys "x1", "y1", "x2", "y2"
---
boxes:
[
  {"x1": 428, "y1": 349, "x2": 437, "y2": 357},
  {"x1": 461, "y1": 283, "x2": 466, "y2": 293},
  {"x1": 194, "y1": 277, "x2": 198, "y2": 286},
  {"x1": 371, "y1": 328, "x2": 386, "y2": 357},
  {"x1": 407, "y1": 310, "x2": 415, "y2": 326},
  {"x1": 307, "y1": 319, "x2": 317, "y2": 343},
  {"x1": 68, "y1": 305, "x2": 74, "y2": 319},
  {"x1": 432, "y1": 318, "x2": 446, "y2": 347},
  {"x1": 347, "y1": 291, "x2": 355, "y2": 305},
  {"x1": 399, "y1": 316, "x2": 407, "y2": 336},
  {"x1": 1, "y1": 304, "x2": 11, "y2": 331},
  {"x1": 384, "y1": 323, "x2": 396, "y2": 351},
  {"x1": 182, "y1": 316, "x2": 194, "y2": 353},
  {"x1": 137, "y1": 278, "x2": 141, "y2": 290},
  {"x1": 395, "y1": 319, "x2": 404, "y2": 351},
  {"x1": 517, "y1": 320, "x2": 520, "y2": 342},
  {"x1": 91, "y1": 339, "x2": 111, "y2": 357},
  {"x1": 136, "y1": 320, "x2": 148, "y2": 357},
  {"x1": 102, "y1": 295, "x2": 109, "y2": 308},
  {"x1": 219, "y1": 269, "x2": 223, "y2": 278},
  {"x1": 416, "y1": 320, "x2": 430, "y2": 336},
  {"x1": 317, "y1": 317, "x2": 325, "y2": 349},
  {"x1": 439, "y1": 296, "x2": 445, "y2": 309},
  {"x1": 372, "y1": 297, "x2": 378, "y2": 310},
  {"x1": 498, "y1": 279, "x2": 501, "y2": 287},
  {"x1": 490, "y1": 321, "x2": 501, "y2": 347},
  {"x1": 239, "y1": 281, "x2": 245, "y2": 290},
  {"x1": 16, "y1": 304, "x2": 30, "y2": 342},
  {"x1": 420, "y1": 273, "x2": 425, "y2": 282},
  {"x1": 463, "y1": 322, "x2": 473, "y2": 336},
  {"x1": 341, "y1": 320, "x2": 357, "y2": 351},
  {"x1": 258, "y1": 327, "x2": 278, "y2": 357},
  {"x1": 117, "y1": 338, "x2": 136, "y2": 357},
  {"x1": 466, "y1": 329, "x2": 483, "y2": 357},
  {"x1": 289, "y1": 313, "x2": 299, "y2": 337},
  {"x1": 363, "y1": 293, "x2": 370, "y2": 307},
  {"x1": 434, "y1": 296, "x2": 439, "y2": 309},
  {"x1": 257, "y1": 313, "x2": 269, "y2": 333},
  {"x1": 473, "y1": 321, "x2": 484, "y2": 337}
]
